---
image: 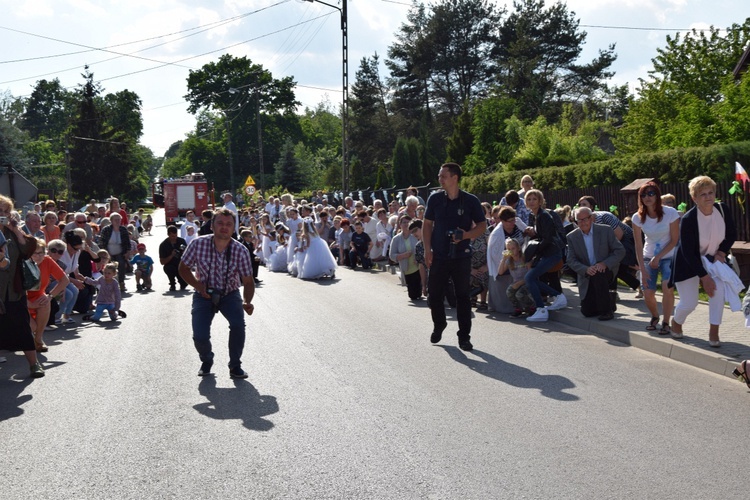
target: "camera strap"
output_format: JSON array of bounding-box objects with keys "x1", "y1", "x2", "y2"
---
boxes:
[{"x1": 209, "y1": 236, "x2": 232, "y2": 293}]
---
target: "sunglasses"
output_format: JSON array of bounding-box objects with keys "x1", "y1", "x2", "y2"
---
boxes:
[
  {"x1": 49, "y1": 248, "x2": 64, "y2": 254},
  {"x1": 640, "y1": 191, "x2": 657, "y2": 198}
]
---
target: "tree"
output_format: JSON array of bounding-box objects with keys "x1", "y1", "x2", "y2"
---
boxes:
[
  {"x1": 392, "y1": 137, "x2": 421, "y2": 187},
  {"x1": 350, "y1": 54, "x2": 395, "y2": 185},
  {"x1": 274, "y1": 138, "x2": 305, "y2": 192},
  {"x1": 446, "y1": 106, "x2": 473, "y2": 168},
  {"x1": 184, "y1": 54, "x2": 300, "y2": 192},
  {"x1": 616, "y1": 20, "x2": 750, "y2": 153},
  {"x1": 494, "y1": 0, "x2": 616, "y2": 121},
  {"x1": 0, "y1": 116, "x2": 28, "y2": 171},
  {"x1": 21, "y1": 79, "x2": 73, "y2": 141}
]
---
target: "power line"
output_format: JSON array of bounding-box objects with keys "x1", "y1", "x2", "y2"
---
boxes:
[{"x1": 580, "y1": 24, "x2": 729, "y2": 33}]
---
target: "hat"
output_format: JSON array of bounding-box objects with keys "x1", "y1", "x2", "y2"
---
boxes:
[{"x1": 137, "y1": 243, "x2": 146, "y2": 250}]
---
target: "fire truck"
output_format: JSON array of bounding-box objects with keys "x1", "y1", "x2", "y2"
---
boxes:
[{"x1": 151, "y1": 172, "x2": 213, "y2": 226}]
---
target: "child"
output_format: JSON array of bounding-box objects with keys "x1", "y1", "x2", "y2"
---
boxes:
[
  {"x1": 83, "y1": 262, "x2": 122, "y2": 322},
  {"x1": 130, "y1": 243, "x2": 154, "y2": 291},
  {"x1": 93, "y1": 249, "x2": 110, "y2": 280},
  {"x1": 142, "y1": 214, "x2": 153, "y2": 235},
  {"x1": 410, "y1": 219, "x2": 428, "y2": 297},
  {"x1": 499, "y1": 238, "x2": 534, "y2": 317}
]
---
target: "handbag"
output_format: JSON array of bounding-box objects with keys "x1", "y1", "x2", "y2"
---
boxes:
[{"x1": 22, "y1": 258, "x2": 41, "y2": 291}]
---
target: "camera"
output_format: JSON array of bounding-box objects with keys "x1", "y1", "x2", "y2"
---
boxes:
[
  {"x1": 446, "y1": 229, "x2": 464, "y2": 259},
  {"x1": 0, "y1": 216, "x2": 7, "y2": 225},
  {"x1": 206, "y1": 287, "x2": 223, "y2": 313}
]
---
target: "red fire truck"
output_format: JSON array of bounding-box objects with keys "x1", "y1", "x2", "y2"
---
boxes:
[{"x1": 151, "y1": 172, "x2": 213, "y2": 226}]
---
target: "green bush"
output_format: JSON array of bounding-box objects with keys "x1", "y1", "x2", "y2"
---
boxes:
[{"x1": 461, "y1": 140, "x2": 750, "y2": 195}]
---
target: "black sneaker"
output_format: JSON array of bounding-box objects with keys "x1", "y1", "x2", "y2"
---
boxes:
[
  {"x1": 198, "y1": 361, "x2": 213, "y2": 376},
  {"x1": 430, "y1": 330, "x2": 443, "y2": 344},
  {"x1": 458, "y1": 339, "x2": 473, "y2": 352},
  {"x1": 229, "y1": 367, "x2": 248, "y2": 379},
  {"x1": 136, "y1": 284, "x2": 143, "y2": 291}
]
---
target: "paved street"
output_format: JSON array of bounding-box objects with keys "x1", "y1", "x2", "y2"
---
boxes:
[{"x1": 1, "y1": 210, "x2": 749, "y2": 499}]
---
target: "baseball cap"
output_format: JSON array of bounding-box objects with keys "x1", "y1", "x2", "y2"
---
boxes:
[{"x1": 137, "y1": 243, "x2": 146, "y2": 250}]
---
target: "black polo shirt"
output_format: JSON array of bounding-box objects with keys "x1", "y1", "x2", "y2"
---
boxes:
[{"x1": 424, "y1": 189, "x2": 484, "y2": 260}]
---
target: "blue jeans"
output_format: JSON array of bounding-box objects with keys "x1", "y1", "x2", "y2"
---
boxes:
[
  {"x1": 524, "y1": 252, "x2": 563, "y2": 308},
  {"x1": 91, "y1": 303, "x2": 117, "y2": 321},
  {"x1": 191, "y1": 290, "x2": 246, "y2": 370},
  {"x1": 48, "y1": 281, "x2": 79, "y2": 318}
]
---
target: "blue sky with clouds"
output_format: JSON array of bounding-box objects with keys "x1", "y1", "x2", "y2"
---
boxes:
[{"x1": 0, "y1": 0, "x2": 746, "y2": 156}]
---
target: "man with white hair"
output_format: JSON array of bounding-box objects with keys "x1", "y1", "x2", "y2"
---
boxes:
[
  {"x1": 223, "y1": 193, "x2": 239, "y2": 236},
  {"x1": 22, "y1": 211, "x2": 44, "y2": 238}
]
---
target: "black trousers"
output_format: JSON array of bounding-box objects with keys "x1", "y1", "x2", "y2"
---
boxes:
[
  {"x1": 427, "y1": 257, "x2": 472, "y2": 340},
  {"x1": 164, "y1": 263, "x2": 187, "y2": 287},
  {"x1": 582, "y1": 270, "x2": 616, "y2": 317},
  {"x1": 404, "y1": 270, "x2": 422, "y2": 299}
]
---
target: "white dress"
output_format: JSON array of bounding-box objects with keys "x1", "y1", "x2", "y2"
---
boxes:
[
  {"x1": 289, "y1": 235, "x2": 307, "y2": 277},
  {"x1": 287, "y1": 231, "x2": 299, "y2": 274},
  {"x1": 299, "y1": 234, "x2": 337, "y2": 280},
  {"x1": 268, "y1": 242, "x2": 288, "y2": 272},
  {"x1": 261, "y1": 225, "x2": 274, "y2": 264}
]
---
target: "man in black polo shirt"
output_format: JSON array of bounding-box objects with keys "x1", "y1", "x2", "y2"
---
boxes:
[{"x1": 423, "y1": 163, "x2": 486, "y2": 351}]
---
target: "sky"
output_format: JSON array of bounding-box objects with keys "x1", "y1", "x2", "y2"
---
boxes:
[{"x1": 0, "y1": 0, "x2": 747, "y2": 158}]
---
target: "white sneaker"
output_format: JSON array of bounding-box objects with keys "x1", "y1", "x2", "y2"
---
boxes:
[
  {"x1": 527, "y1": 307, "x2": 549, "y2": 322},
  {"x1": 547, "y1": 293, "x2": 568, "y2": 311}
]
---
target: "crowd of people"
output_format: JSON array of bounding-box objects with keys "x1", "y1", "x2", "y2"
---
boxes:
[{"x1": 1, "y1": 166, "x2": 749, "y2": 386}]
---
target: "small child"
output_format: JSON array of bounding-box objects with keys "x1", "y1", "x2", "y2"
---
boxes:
[
  {"x1": 83, "y1": 262, "x2": 122, "y2": 322},
  {"x1": 143, "y1": 214, "x2": 153, "y2": 235},
  {"x1": 499, "y1": 238, "x2": 534, "y2": 317},
  {"x1": 130, "y1": 243, "x2": 154, "y2": 291},
  {"x1": 92, "y1": 249, "x2": 111, "y2": 280}
]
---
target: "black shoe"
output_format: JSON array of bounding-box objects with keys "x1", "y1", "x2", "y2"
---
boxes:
[
  {"x1": 430, "y1": 330, "x2": 443, "y2": 344},
  {"x1": 198, "y1": 361, "x2": 213, "y2": 376},
  {"x1": 180, "y1": 283, "x2": 188, "y2": 290},
  {"x1": 254, "y1": 278, "x2": 262, "y2": 284},
  {"x1": 598, "y1": 312, "x2": 615, "y2": 321},
  {"x1": 229, "y1": 367, "x2": 248, "y2": 379},
  {"x1": 459, "y1": 339, "x2": 473, "y2": 352},
  {"x1": 169, "y1": 284, "x2": 176, "y2": 292},
  {"x1": 136, "y1": 284, "x2": 143, "y2": 291}
]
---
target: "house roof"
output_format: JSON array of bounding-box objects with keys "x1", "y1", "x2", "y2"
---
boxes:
[{"x1": 733, "y1": 45, "x2": 750, "y2": 79}]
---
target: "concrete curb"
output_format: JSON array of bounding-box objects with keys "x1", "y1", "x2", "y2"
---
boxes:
[{"x1": 550, "y1": 305, "x2": 743, "y2": 380}]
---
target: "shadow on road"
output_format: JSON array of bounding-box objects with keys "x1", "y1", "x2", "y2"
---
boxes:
[
  {"x1": 0, "y1": 362, "x2": 34, "y2": 421},
  {"x1": 440, "y1": 346, "x2": 580, "y2": 402},
  {"x1": 194, "y1": 376, "x2": 279, "y2": 431}
]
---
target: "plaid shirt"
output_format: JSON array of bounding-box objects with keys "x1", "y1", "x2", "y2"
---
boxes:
[{"x1": 181, "y1": 235, "x2": 253, "y2": 293}]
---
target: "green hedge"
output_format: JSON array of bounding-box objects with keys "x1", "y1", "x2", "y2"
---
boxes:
[{"x1": 461, "y1": 141, "x2": 750, "y2": 195}]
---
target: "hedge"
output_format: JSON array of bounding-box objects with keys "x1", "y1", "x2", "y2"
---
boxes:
[{"x1": 461, "y1": 141, "x2": 750, "y2": 195}]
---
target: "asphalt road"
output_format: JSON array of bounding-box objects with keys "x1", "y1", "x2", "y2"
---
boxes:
[{"x1": 1, "y1": 210, "x2": 748, "y2": 499}]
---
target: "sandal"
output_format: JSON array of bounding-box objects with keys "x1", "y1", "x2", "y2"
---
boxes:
[
  {"x1": 733, "y1": 360, "x2": 750, "y2": 389},
  {"x1": 35, "y1": 342, "x2": 48, "y2": 353},
  {"x1": 658, "y1": 322, "x2": 671, "y2": 336},
  {"x1": 646, "y1": 316, "x2": 659, "y2": 331}
]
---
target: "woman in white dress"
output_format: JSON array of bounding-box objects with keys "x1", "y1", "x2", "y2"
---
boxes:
[{"x1": 299, "y1": 218, "x2": 337, "y2": 280}]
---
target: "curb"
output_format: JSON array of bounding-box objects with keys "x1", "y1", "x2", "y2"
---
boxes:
[{"x1": 550, "y1": 307, "x2": 742, "y2": 380}]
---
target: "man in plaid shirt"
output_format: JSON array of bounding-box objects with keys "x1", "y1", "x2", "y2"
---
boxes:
[{"x1": 179, "y1": 208, "x2": 255, "y2": 379}]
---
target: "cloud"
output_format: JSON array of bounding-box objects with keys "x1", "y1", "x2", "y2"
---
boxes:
[{"x1": 11, "y1": 0, "x2": 54, "y2": 18}]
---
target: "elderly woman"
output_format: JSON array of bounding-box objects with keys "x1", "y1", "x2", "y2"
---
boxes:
[
  {"x1": 523, "y1": 189, "x2": 568, "y2": 322},
  {"x1": 0, "y1": 195, "x2": 45, "y2": 377},
  {"x1": 42, "y1": 210, "x2": 61, "y2": 243},
  {"x1": 518, "y1": 175, "x2": 534, "y2": 198},
  {"x1": 486, "y1": 206, "x2": 526, "y2": 314},
  {"x1": 99, "y1": 212, "x2": 130, "y2": 292},
  {"x1": 670, "y1": 176, "x2": 737, "y2": 347},
  {"x1": 27, "y1": 239, "x2": 69, "y2": 352}
]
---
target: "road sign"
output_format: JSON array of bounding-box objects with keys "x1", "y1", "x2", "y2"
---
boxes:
[{"x1": 245, "y1": 185, "x2": 256, "y2": 196}]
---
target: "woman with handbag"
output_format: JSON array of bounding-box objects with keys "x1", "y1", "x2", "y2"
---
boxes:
[
  {"x1": 0, "y1": 195, "x2": 46, "y2": 378},
  {"x1": 670, "y1": 176, "x2": 737, "y2": 347},
  {"x1": 523, "y1": 189, "x2": 568, "y2": 322}
]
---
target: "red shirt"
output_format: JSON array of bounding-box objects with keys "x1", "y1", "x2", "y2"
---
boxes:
[{"x1": 27, "y1": 255, "x2": 66, "y2": 302}]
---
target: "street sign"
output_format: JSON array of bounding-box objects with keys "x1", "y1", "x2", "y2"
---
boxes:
[{"x1": 245, "y1": 185, "x2": 256, "y2": 196}]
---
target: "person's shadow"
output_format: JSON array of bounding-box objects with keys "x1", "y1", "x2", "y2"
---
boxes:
[
  {"x1": 440, "y1": 346, "x2": 579, "y2": 401},
  {"x1": 0, "y1": 366, "x2": 34, "y2": 421},
  {"x1": 194, "y1": 376, "x2": 279, "y2": 431}
]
